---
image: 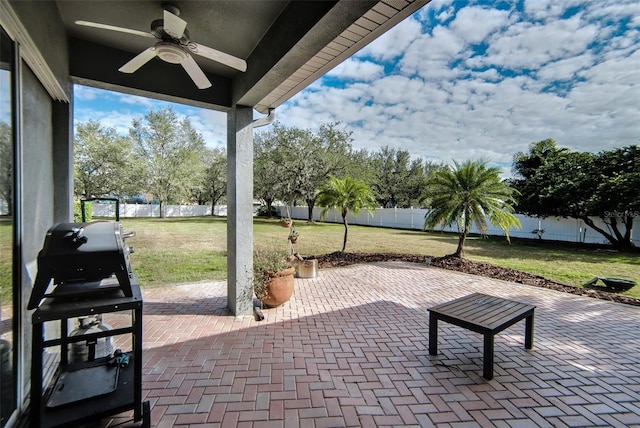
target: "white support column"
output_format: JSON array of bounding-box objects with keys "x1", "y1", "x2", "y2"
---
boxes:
[{"x1": 226, "y1": 106, "x2": 254, "y2": 316}]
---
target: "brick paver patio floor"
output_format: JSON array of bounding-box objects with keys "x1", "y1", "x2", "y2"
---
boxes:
[{"x1": 103, "y1": 261, "x2": 640, "y2": 427}]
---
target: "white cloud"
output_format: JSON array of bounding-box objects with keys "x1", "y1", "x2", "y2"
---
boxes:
[
  {"x1": 449, "y1": 6, "x2": 510, "y2": 44},
  {"x1": 536, "y1": 53, "x2": 595, "y2": 81},
  {"x1": 581, "y1": 1, "x2": 640, "y2": 22},
  {"x1": 117, "y1": 93, "x2": 162, "y2": 109},
  {"x1": 399, "y1": 25, "x2": 466, "y2": 79},
  {"x1": 523, "y1": 0, "x2": 577, "y2": 21},
  {"x1": 74, "y1": 85, "x2": 100, "y2": 101},
  {"x1": 326, "y1": 58, "x2": 384, "y2": 81},
  {"x1": 74, "y1": 108, "x2": 143, "y2": 135},
  {"x1": 419, "y1": 0, "x2": 454, "y2": 22},
  {"x1": 190, "y1": 109, "x2": 227, "y2": 149},
  {"x1": 357, "y1": 16, "x2": 423, "y2": 61},
  {"x1": 482, "y1": 16, "x2": 599, "y2": 71}
]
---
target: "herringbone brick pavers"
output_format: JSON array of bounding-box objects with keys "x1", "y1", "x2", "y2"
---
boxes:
[{"x1": 101, "y1": 261, "x2": 640, "y2": 427}]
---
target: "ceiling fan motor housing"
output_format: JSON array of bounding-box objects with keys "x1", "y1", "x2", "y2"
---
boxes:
[
  {"x1": 155, "y1": 42, "x2": 188, "y2": 64},
  {"x1": 151, "y1": 19, "x2": 190, "y2": 43}
]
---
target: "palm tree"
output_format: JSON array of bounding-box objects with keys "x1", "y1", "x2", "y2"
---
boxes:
[
  {"x1": 316, "y1": 176, "x2": 377, "y2": 252},
  {"x1": 423, "y1": 159, "x2": 521, "y2": 258}
]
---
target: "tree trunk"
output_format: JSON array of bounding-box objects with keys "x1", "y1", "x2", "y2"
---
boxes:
[
  {"x1": 305, "y1": 197, "x2": 315, "y2": 222},
  {"x1": 581, "y1": 215, "x2": 635, "y2": 250},
  {"x1": 266, "y1": 199, "x2": 274, "y2": 218},
  {"x1": 341, "y1": 209, "x2": 349, "y2": 252},
  {"x1": 453, "y1": 230, "x2": 467, "y2": 257},
  {"x1": 159, "y1": 201, "x2": 165, "y2": 218},
  {"x1": 210, "y1": 198, "x2": 215, "y2": 216}
]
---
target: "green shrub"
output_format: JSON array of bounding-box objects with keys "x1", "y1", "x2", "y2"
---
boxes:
[
  {"x1": 256, "y1": 205, "x2": 278, "y2": 217},
  {"x1": 73, "y1": 200, "x2": 92, "y2": 222}
]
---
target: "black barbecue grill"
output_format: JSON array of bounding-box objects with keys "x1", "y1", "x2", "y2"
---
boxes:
[
  {"x1": 27, "y1": 221, "x2": 136, "y2": 309},
  {"x1": 29, "y1": 218, "x2": 149, "y2": 427}
]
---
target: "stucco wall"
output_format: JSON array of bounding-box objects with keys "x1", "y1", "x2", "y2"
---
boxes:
[{"x1": 7, "y1": 0, "x2": 70, "y2": 98}]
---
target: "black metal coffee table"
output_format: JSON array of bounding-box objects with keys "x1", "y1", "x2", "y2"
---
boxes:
[{"x1": 428, "y1": 293, "x2": 535, "y2": 380}]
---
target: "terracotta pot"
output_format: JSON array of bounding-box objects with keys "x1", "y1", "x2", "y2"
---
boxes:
[{"x1": 260, "y1": 267, "x2": 295, "y2": 307}]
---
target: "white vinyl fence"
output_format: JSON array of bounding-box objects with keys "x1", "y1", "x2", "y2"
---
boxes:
[
  {"x1": 90, "y1": 203, "x2": 639, "y2": 246},
  {"x1": 91, "y1": 203, "x2": 226, "y2": 218}
]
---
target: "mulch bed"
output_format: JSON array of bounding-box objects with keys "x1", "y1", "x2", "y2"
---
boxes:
[{"x1": 311, "y1": 252, "x2": 640, "y2": 307}]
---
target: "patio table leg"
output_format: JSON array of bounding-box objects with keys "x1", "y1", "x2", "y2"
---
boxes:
[
  {"x1": 483, "y1": 333, "x2": 494, "y2": 380},
  {"x1": 429, "y1": 312, "x2": 438, "y2": 355},
  {"x1": 525, "y1": 313, "x2": 534, "y2": 349}
]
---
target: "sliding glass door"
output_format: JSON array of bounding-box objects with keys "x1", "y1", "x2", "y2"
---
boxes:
[{"x1": 0, "y1": 26, "x2": 16, "y2": 427}]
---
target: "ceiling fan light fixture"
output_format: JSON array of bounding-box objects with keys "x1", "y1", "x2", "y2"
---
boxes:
[
  {"x1": 76, "y1": 6, "x2": 246, "y2": 89},
  {"x1": 155, "y1": 42, "x2": 187, "y2": 64}
]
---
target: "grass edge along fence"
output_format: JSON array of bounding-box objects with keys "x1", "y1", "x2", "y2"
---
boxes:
[
  {"x1": 92, "y1": 203, "x2": 640, "y2": 247},
  {"x1": 284, "y1": 205, "x2": 640, "y2": 247}
]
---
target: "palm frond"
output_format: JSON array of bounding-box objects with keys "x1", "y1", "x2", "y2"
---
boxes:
[{"x1": 422, "y1": 159, "x2": 521, "y2": 256}]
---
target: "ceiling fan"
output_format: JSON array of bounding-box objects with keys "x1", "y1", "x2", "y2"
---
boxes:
[{"x1": 75, "y1": 4, "x2": 247, "y2": 89}]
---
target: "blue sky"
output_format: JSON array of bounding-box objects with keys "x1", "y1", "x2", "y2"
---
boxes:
[{"x1": 74, "y1": 0, "x2": 640, "y2": 173}]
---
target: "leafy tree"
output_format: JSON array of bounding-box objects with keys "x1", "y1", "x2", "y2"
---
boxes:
[
  {"x1": 130, "y1": 107, "x2": 206, "y2": 217},
  {"x1": 588, "y1": 146, "x2": 640, "y2": 247},
  {"x1": 269, "y1": 124, "x2": 317, "y2": 210},
  {"x1": 316, "y1": 176, "x2": 377, "y2": 252},
  {"x1": 417, "y1": 160, "x2": 448, "y2": 208},
  {"x1": 346, "y1": 148, "x2": 376, "y2": 184},
  {"x1": 0, "y1": 121, "x2": 12, "y2": 215},
  {"x1": 254, "y1": 122, "x2": 354, "y2": 221},
  {"x1": 192, "y1": 147, "x2": 226, "y2": 214},
  {"x1": 370, "y1": 146, "x2": 414, "y2": 207},
  {"x1": 368, "y1": 146, "x2": 444, "y2": 208},
  {"x1": 254, "y1": 125, "x2": 288, "y2": 217},
  {"x1": 74, "y1": 120, "x2": 141, "y2": 199},
  {"x1": 423, "y1": 159, "x2": 521, "y2": 258},
  {"x1": 302, "y1": 123, "x2": 354, "y2": 221},
  {"x1": 511, "y1": 140, "x2": 639, "y2": 250}
]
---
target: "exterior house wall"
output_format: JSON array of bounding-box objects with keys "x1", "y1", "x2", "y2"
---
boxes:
[{"x1": 1, "y1": 2, "x2": 72, "y2": 424}]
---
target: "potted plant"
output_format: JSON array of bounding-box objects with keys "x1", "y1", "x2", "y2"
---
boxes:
[
  {"x1": 280, "y1": 205, "x2": 294, "y2": 228},
  {"x1": 282, "y1": 215, "x2": 319, "y2": 279},
  {"x1": 253, "y1": 247, "x2": 295, "y2": 307},
  {"x1": 288, "y1": 227, "x2": 299, "y2": 244}
]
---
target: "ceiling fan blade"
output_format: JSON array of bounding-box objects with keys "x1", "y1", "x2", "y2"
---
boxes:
[
  {"x1": 119, "y1": 47, "x2": 157, "y2": 73},
  {"x1": 164, "y1": 10, "x2": 187, "y2": 39},
  {"x1": 188, "y1": 43, "x2": 247, "y2": 72},
  {"x1": 181, "y1": 55, "x2": 212, "y2": 89},
  {"x1": 75, "y1": 20, "x2": 154, "y2": 39}
]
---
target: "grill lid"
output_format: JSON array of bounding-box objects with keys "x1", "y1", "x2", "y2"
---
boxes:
[{"x1": 27, "y1": 221, "x2": 136, "y2": 309}]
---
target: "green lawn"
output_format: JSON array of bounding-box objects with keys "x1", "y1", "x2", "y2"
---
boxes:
[
  {"x1": 1, "y1": 217, "x2": 638, "y2": 300},
  {"x1": 0, "y1": 218, "x2": 11, "y2": 302},
  {"x1": 121, "y1": 216, "x2": 640, "y2": 298}
]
